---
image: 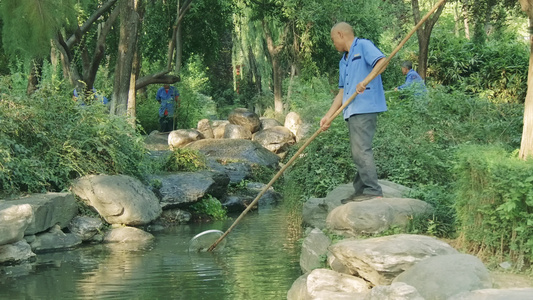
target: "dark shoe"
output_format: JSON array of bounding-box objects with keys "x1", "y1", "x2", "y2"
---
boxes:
[{"x1": 341, "y1": 194, "x2": 382, "y2": 204}]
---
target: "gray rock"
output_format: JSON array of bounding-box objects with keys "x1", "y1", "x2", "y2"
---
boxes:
[
  {"x1": 393, "y1": 254, "x2": 492, "y2": 300},
  {"x1": 228, "y1": 108, "x2": 260, "y2": 133},
  {"x1": 224, "y1": 124, "x2": 252, "y2": 139},
  {"x1": 197, "y1": 119, "x2": 214, "y2": 139},
  {"x1": 30, "y1": 225, "x2": 82, "y2": 253},
  {"x1": 212, "y1": 120, "x2": 229, "y2": 139},
  {"x1": 68, "y1": 216, "x2": 104, "y2": 241},
  {"x1": 159, "y1": 208, "x2": 191, "y2": 224},
  {"x1": 365, "y1": 282, "x2": 424, "y2": 300},
  {"x1": 148, "y1": 171, "x2": 229, "y2": 209},
  {"x1": 3, "y1": 193, "x2": 77, "y2": 236},
  {"x1": 185, "y1": 139, "x2": 280, "y2": 168},
  {"x1": 72, "y1": 175, "x2": 162, "y2": 226},
  {"x1": 260, "y1": 117, "x2": 282, "y2": 130},
  {"x1": 0, "y1": 202, "x2": 33, "y2": 245},
  {"x1": 206, "y1": 159, "x2": 252, "y2": 184},
  {"x1": 302, "y1": 181, "x2": 412, "y2": 229},
  {"x1": 326, "y1": 198, "x2": 433, "y2": 237},
  {"x1": 168, "y1": 129, "x2": 204, "y2": 149},
  {"x1": 329, "y1": 234, "x2": 458, "y2": 285},
  {"x1": 302, "y1": 197, "x2": 332, "y2": 229},
  {"x1": 300, "y1": 228, "x2": 331, "y2": 273},
  {"x1": 449, "y1": 288, "x2": 533, "y2": 300},
  {"x1": 144, "y1": 131, "x2": 170, "y2": 151},
  {"x1": 287, "y1": 268, "x2": 370, "y2": 300},
  {"x1": 221, "y1": 182, "x2": 281, "y2": 211},
  {"x1": 0, "y1": 240, "x2": 36, "y2": 265},
  {"x1": 103, "y1": 226, "x2": 155, "y2": 243},
  {"x1": 252, "y1": 126, "x2": 295, "y2": 153},
  {"x1": 284, "y1": 112, "x2": 302, "y2": 141}
]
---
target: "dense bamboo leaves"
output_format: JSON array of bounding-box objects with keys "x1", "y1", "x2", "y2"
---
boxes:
[{"x1": 0, "y1": 0, "x2": 77, "y2": 59}]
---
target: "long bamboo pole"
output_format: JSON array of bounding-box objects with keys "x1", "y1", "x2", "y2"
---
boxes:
[{"x1": 207, "y1": 0, "x2": 447, "y2": 252}]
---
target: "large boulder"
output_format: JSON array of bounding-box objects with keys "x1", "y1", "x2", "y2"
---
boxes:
[
  {"x1": 4, "y1": 193, "x2": 78, "y2": 236},
  {"x1": 68, "y1": 216, "x2": 104, "y2": 241},
  {"x1": 72, "y1": 175, "x2": 162, "y2": 226},
  {"x1": 168, "y1": 129, "x2": 204, "y2": 149},
  {"x1": 0, "y1": 240, "x2": 35, "y2": 265},
  {"x1": 221, "y1": 182, "x2": 281, "y2": 212},
  {"x1": 328, "y1": 234, "x2": 458, "y2": 285},
  {"x1": 29, "y1": 225, "x2": 82, "y2": 253},
  {"x1": 224, "y1": 124, "x2": 252, "y2": 140},
  {"x1": 206, "y1": 159, "x2": 252, "y2": 184},
  {"x1": 252, "y1": 126, "x2": 295, "y2": 153},
  {"x1": 326, "y1": 198, "x2": 434, "y2": 237},
  {"x1": 302, "y1": 181, "x2": 412, "y2": 229},
  {"x1": 287, "y1": 268, "x2": 370, "y2": 300},
  {"x1": 449, "y1": 288, "x2": 533, "y2": 300},
  {"x1": 144, "y1": 131, "x2": 170, "y2": 151},
  {"x1": 0, "y1": 202, "x2": 33, "y2": 245},
  {"x1": 103, "y1": 226, "x2": 155, "y2": 243},
  {"x1": 148, "y1": 171, "x2": 230, "y2": 209},
  {"x1": 228, "y1": 108, "x2": 260, "y2": 133},
  {"x1": 364, "y1": 282, "x2": 424, "y2": 300},
  {"x1": 300, "y1": 228, "x2": 331, "y2": 273},
  {"x1": 185, "y1": 139, "x2": 280, "y2": 168},
  {"x1": 284, "y1": 111, "x2": 303, "y2": 141},
  {"x1": 212, "y1": 120, "x2": 229, "y2": 139},
  {"x1": 197, "y1": 119, "x2": 214, "y2": 139},
  {"x1": 260, "y1": 117, "x2": 282, "y2": 130},
  {"x1": 393, "y1": 254, "x2": 492, "y2": 300}
]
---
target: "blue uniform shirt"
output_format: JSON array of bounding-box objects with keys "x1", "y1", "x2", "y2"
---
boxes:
[
  {"x1": 339, "y1": 38, "x2": 387, "y2": 120},
  {"x1": 156, "y1": 86, "x2": 180, "y2": 117},
  {"x1": 398, "y1": 69, "x2": 427, "y2": 95}
]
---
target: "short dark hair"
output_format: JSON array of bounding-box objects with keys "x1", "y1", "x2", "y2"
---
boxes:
[{"x1": 401, "y1": 61, "x2": 412, "y2": 69}]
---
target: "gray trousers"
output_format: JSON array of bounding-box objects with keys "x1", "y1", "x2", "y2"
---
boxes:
[{"x1": 347, "y1": 113, "x2": 382, "y2": 196}]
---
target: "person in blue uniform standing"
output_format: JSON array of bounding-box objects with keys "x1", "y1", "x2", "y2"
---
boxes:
[
  {"x1": 320, "y1": 22, "x2": 387, "y2": 203},
  {"x1": 395, "y1": 61, "x2": 427, "y2": 96},
  {"x1": 156, "y1": 84, "x2": 180, "y2": 132}
]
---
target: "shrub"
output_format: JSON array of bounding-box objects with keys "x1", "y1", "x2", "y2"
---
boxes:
[
  {"x1": 0, "y1": 80, "x2": 147, "y2": 196},
  {"x1": 189, "y1": 195, "x2": 228, "y2": 221},
  {"x1": 163, "y1": 148, "x2": 207, "y2": 172},
  {"x1": 454, "y1": 145, "x2": 533, "y2": 269}
]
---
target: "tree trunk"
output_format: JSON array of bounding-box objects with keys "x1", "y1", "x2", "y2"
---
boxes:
[
  {"x1": 26, "y1": 58, "x2": 43, "y2": 96},
  {"x1": 412, "y1": 0, "x2": 446, "y2": 79},
  {"x1": 110, "y1": 0, "x2": 140, "y2": 116},
  {"x1": 263, "y1": 20, "x2": 287, "y2": 114},
  {"x1": 463, "y1": 0, "x2": 470, "y2": 39},
  {"x1": 519, "y1": 1, "x2": 533, "y2": 160}
]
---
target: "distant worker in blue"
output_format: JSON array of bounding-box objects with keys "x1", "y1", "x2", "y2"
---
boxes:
[
  {"x1": 73, "y1": 87, "x2": 109, "y2": 106},
  {"x1": 394, "y1": 61, "x2": 427, "y2": 96},
  {"x1": 156, "y1": 83, "x2": 180, "y2": 132}
]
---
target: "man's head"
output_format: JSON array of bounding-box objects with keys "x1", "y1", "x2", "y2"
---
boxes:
[
  {"x1": 163, "y1": 84, "x2": 170, "y2": 89},
  {"x1": 401, "y1": 61, "x2": 412, "y2": 75},
  {"x1": 330, "y1": 22, "x2": 355, "y2": 53}
]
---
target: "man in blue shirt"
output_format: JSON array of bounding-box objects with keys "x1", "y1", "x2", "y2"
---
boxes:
[
  {"x1": 320, "y1": 22, "x2": 387, "y2": 203},
  {"x1": 156, "y1": 84, "x2": 180, "y2": 132},
  {"x1": 395, "y1": 61, "x2": 427, "y2": 96}
]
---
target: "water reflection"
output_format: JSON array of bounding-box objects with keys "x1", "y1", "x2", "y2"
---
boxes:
[{"x1": 0, "y1": 206, "x2": 301, "y2": 300}]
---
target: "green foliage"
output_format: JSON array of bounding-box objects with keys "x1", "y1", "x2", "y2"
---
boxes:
[
  {"x1": 428, "y1": 31, "x2": 528, "y2": 103},
  {"x1": 163, "y1": 149, "x2": 207, "y2": 172},
  {"x1": 189, "y1": 195, "x2": 228, "y2": 221},
  {"x1": 405, "y1": 184, "x2": 456, "y2": 237},
  {"x1": 454, "y1": 145, "x2": 533, "y2": 269},
  {"x1": 0, "y1": 0, "x2": 77, "y2": 59},
  {"x1": 375, "y1": 86, "x2": 523, "y2": 187},
  {"x1": 280, "y1": 117, "x2": 354, "y2": 200},
  {"x1": 0, "y1": 77, "x2": 147, "y2": 196}
]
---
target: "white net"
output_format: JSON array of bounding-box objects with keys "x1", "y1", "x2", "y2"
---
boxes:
[{"x1": 188, "y1": 230, "x2": 226, "y2": 252}]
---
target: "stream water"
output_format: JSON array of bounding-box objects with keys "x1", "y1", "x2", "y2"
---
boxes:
[{"x1": 0, "y1": 206, "x2": 302, "y2": 300}]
